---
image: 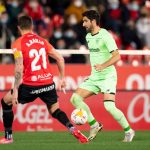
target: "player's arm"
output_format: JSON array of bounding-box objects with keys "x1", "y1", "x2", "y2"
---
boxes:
[
  {"x1": 12, "y1": 41, "x2": 23, "y2": 105},
  {"x1": 48, "y1": 48, "x2": 65, "y2": 79},
  {"x1": 94, "y1": 50, "x2": 120, "y2": 71},
  {"x1": 46, "y1": 41, "x2": 66, "y2": 91}
]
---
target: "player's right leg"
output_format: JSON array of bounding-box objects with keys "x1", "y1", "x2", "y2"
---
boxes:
[
  {"x1": 70, "y1": 87, "x2": 103, "y2": 141},
  {"x1": 39, "y1": 84, "x2": 88, "y2": 143},
  {"x1": 0, "y1": 90, "x2": 13, "y2": 144}
]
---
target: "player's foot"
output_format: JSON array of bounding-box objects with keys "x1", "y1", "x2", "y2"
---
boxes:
[
  {"x1": 0, "y1": 137, "x2": 13, "y2": 144},
  {"x1": 72, "y1": 129, "x2": 88, "y2": 143},
  {"x1": 123, "y1": 129, "x2": 135, "y2": 142},
  {"x1": 88, "y1": 122, "x2": 103, "y2": 141}
]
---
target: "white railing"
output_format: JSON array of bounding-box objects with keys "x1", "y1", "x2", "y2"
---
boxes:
[{"x1": 0, "y1": 49, "x2": 150, "y2": 55}]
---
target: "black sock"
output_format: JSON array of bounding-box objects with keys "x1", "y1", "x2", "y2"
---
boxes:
[
  {"x1": 51, "y1": 109, "x2": 73, "y2": 129},
  {"x1": 1, "y1": 99, "x2": 14, "y2": 139}
]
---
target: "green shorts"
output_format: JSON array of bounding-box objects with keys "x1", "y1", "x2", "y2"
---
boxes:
[{"x1": 79, "y1": 77, "x2": 117, "y2": 94}]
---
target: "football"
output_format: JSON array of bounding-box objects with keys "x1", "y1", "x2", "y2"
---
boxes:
[{"x1": 71, "y1": 108, "x2": 88, "y2": 125}]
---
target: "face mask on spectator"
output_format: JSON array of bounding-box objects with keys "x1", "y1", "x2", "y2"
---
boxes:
[
  {"x1": 64, "y1": 30, "x2": 74, "y2": 38},
  {"x1": 110, "y1": 3, "x2": 119, "y2": 9},
  {"x1": 130, "y1": 3, "x2": 139, "y2": 11},
  {"x1": 11, "y1": 1, "x2": 19, "y2": 7},
  {"x1": 1, "y1": 17, "x2": 8, "y2": 24},
  {"x1": 54, "y1": 31, "x2": 62, "y2": 39},
  {"x1": 73, "y1": 0, "x2": 83, "y2": 7}
]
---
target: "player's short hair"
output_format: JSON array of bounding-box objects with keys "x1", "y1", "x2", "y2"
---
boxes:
[
  {"x1": 18, "y1": 15, "x2": 33, "y2": 30},
  {"x1": 82, "y1": 10, "x2": 100, "y2": 25}
]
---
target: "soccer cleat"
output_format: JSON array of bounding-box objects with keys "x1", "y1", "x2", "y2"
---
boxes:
[
  {"x1": 0, "y1": 137, "x2": 13, "y2": 144},
  {"x1": 123, "y1": 129, "x2": 135, "y2": 142},
  {"x1": 72, "y1": 129, "x2": 88, "y2": 143},
  {"x1": 88, "y1": 123, "x2": 103, "y2": 141}
]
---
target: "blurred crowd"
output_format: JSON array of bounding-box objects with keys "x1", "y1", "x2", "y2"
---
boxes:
[{"x1": 0, "y1": 0, "x2": 150, "y2": 65}]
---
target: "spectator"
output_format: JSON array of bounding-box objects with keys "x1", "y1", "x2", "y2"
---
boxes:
[
  {"x1": 24, "y1": 0, "x2": 45, "y2": 33},
  {"x1": 65, "y1": 0, "x2": 87, "y2": 24},
  {"x1": 0, "y1": 0, "x2": 6, "y2": 15},
  {"x1": 6, "y1": 0, "x2": 23, "y2": 37},
  {"x1": 0, "y1": 11, "x2": 15, "y2": 63},
  {"x1": 136, "y1": 6, "x2": 150, "y2": 48}
]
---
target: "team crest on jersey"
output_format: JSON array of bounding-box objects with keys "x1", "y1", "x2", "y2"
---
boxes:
[{"x1": 31, "y1": 76, "x2": 38, "y2": 81}]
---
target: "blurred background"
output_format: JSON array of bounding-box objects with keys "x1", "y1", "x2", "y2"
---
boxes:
[{"x1": 0, "y1": 0, "x2": 150, "y2": 65}]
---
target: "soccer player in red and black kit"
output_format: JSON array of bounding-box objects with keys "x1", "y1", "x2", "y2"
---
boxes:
[{"x1": 0, "y1": 16, "x2": 88, "y2": 144}]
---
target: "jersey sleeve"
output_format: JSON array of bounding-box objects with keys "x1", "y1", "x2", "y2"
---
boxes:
[
  {"x1": 103, "y1": 31, "x2": 118, "y2": 53},
  {"x1": 11, "y1": 38, "x2": 22, "y2": 59}
]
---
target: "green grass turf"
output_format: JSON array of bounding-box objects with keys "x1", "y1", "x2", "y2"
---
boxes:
[{"x1": 0, "y1": 131, "x2": 150, "y2": 150}]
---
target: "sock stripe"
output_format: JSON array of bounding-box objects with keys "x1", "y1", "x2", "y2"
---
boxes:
[
  {"x1": 124, "y1": 126, "x2": 131, "y2": 131},
  {"x1": 104, "y1": 100, "x2": 115, "y2": 102},
  {"x1": 89, "y1": 119, "x2": 96, "y2": 126}
]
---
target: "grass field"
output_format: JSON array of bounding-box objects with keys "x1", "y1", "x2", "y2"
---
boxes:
[{"x1": 0, "y1": 131, "x2": 150, "y2": 150}]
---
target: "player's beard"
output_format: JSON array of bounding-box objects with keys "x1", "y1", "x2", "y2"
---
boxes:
[{"x1": 85, "y1": 26, "x2": 92, "y2": 33}]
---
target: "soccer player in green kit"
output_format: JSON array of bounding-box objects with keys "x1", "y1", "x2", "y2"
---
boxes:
[{"x1": 70, "y1": 10, "x2": 135, "y2": 142}]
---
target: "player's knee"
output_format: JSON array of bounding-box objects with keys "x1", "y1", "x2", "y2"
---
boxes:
[
  {"x1": 104, "y1": 100, "x2": 115, "y2": 113},
  {"x1": 1, "y1": 99, "x2": 12, "y2": 110},
  {"x1": 70, "y1": 93, "x2": 76, "y2": 104},
  {"x1": 70, "y1": 93, "x2": 83, "y2": 106}
]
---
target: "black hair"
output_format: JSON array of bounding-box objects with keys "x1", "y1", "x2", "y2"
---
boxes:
[
  {"x1": 82, "y1": 10, "x2": 100, "y2": 25},
  {"x1": 18, "y1": 15, "x2": 33, "y2": 30}
]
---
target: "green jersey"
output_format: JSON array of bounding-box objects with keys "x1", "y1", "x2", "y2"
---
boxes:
[{"x1": 86, "y1": 28, "x2": 118, "y2": 80}]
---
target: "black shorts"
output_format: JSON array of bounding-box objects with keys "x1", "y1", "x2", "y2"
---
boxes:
[{"x1": 11, "y1": 83, "x2": 58, "y2": 108}]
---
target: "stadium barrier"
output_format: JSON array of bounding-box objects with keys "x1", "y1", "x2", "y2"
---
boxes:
[
  {"x1": 0, "y1": 49, "x2": 150, "y2": 55},
  {"x1": 0, "y1": 49, "x2": 150, "y2": 131}
]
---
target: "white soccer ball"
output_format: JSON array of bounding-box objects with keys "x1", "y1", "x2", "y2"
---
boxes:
[{"x1": 71, "y1": 108, "x2": 88, "y2": 125}]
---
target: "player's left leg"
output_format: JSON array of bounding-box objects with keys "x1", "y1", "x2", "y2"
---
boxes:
[
  {"x1": 0, "y1": 90, "x2": 14, "y2": 144},
  {"x1": 103, "y1": 93, "x2": 135, "y2": 142}
]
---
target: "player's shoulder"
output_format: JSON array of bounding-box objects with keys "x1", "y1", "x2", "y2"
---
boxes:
[
  {"x1": 100, "y1": 28, "x2": 110, "y2": 35},
  {"x1": 11, "y1": 36, "x2": 23, "y2": 49},
  {"x1": 100, "y1": 28, "x2": 113, "y2": 39},
  {"x1": 85, "y1": 33, "x2": 90, "y2": 38}
]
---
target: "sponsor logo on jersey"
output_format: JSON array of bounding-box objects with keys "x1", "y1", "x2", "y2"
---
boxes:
[
  {"x1": 30, "y1": 84, "x2": 54, "y2": 94},
  {"x1": 90, "y1": 48, "x2": 100, "y2": 52},
  {"x1": 38, "y1": 73, "x2": 52, "y2": 80},
  {"x1": 31, "y1": 73, "x2": 52, "y2": 82}
]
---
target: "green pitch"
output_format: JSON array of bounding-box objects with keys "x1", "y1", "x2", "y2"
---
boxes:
[{"x1": 0, "y1": 131, "x2": 150, "y2": 150}]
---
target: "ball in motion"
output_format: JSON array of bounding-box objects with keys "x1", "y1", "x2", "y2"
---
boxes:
[{"x1": 71, "y1": 108, "x2": 88, "y2": 125}]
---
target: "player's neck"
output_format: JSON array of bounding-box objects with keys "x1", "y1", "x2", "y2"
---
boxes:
[
  {"x1": 21, "y1": 30, "x2": 33, "y2": 35},
  {"x1": 91, "y1": 26, "x2": 100, "y2": 35}
]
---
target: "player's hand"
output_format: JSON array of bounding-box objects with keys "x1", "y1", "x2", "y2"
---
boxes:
[
  {"x1": 58, "y1": 78, "x2": 66, "y2": 94},
  {"x1": 12, "y1": 89, "x2": 18, "y2": 106},
  {"x1": 94, "y1": 64, "x2": 104, "y2": 71}
]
